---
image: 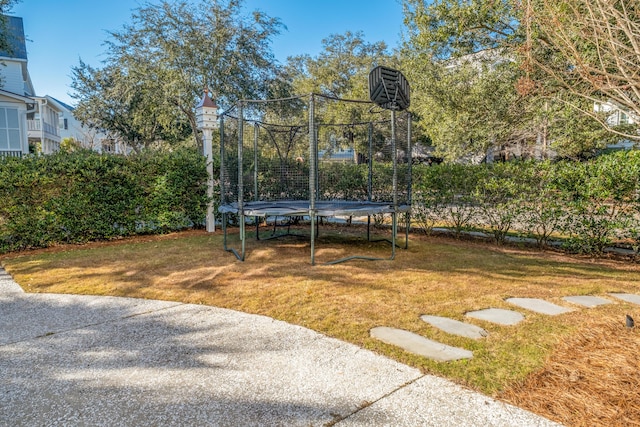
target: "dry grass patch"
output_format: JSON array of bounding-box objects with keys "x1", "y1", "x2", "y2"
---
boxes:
[{"x1": 3, "y1": 227, "x2": 640, "y2": 426}]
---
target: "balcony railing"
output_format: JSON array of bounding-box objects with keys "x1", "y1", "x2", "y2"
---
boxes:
[
  {"x1": 27, "y1": 120, "x2": 59, "y2": 137},
  {"x1": 0, "y1": 150, "x2": 22, "y2": 158}
]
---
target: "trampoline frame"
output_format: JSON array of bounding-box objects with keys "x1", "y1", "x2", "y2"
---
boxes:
[{"x1": 219, "y1": 93, "x2": 412, "y2": 265}]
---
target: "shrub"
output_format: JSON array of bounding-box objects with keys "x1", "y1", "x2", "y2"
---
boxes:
[
  {"x1": 412, "y1": 151, "x2": 640, "y2": 254},
  {"x1": 554, "y1": 152, "x2": 640, "y2": 254},
  {"x1": 0, "y1": 148, "x2": 208, "y2": 253},
  {"x1": 413, "y1": 163, "x2": 481, "y2": 237},
  {"x1": 518, "y1": 162, "x2": 567, "y2": 247},
  {"x1": 473, "y1": 163, "x2": 526, "y2": 245}
]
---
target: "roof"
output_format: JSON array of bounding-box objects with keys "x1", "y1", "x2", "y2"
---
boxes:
[
  {"x1": 48, "y1": 96, "x2": 75, "y2": 111},
  {"x1": 0, "y1": 16, "x2": 27, "y2": 60},
  {"x1": 196, "y1": 90, "x2": 218, "y2": 109},
  {"x1": 0, "y1": 87, "x2": 33, "y2": 103}
]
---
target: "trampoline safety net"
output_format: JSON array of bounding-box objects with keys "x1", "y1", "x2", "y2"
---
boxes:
[{"x1": 218, "y1": 93, "x2": 412, "y2": 264}]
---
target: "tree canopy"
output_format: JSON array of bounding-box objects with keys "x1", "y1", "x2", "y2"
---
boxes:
[
  {"x1": 71, "y1": 0, "x2": 283, "y2": 151},
  {"x1": 66, "y1": 0, "x2": 640, "y2": 158},
  {"x1": 402, "y1": 0, "x2": 639, "y2": 161},
  {"x1": 403, "y1": 0, "x2": 520, "y2": 60},
  {"x1": 402, "y1": 0, "x2": 539, "y2": 161},
  {"x1": 286, "y1": 32, "x2": 393, "y2": 158}
]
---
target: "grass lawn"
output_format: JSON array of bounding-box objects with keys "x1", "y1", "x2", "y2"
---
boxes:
[{"x1": 2, "y1": 226, "x2": 639, "y2": 426}]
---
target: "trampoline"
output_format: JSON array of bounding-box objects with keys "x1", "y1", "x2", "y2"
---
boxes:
[
  {"x1": 218, "y1": 88, "x2": 412, "y2": 265},
  {"x1": 219, "y1": 200, "x2": 411, "y2": 218}
]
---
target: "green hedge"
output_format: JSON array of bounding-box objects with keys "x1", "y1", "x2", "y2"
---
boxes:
[
  {"x1": 3, "y1": 148, "x2": 639, "y2": 256},
  {"x1": 0, "y1": 148, "x2": 209, "y2": 253},
  {"x1": 413, "y1": 150, "x2": 640, "y2": 254}
]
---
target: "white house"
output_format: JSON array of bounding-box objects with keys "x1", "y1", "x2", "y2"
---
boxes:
[
  {"x1": 48, "y1": 96, "x2": 110, "y2": 153},
  {"x1": 28, "y1": 96, "x2": 62, "y2": 154},
  {"x1": 0, "y1": 15, "x2": 63, "y2": 156},
  {"x1": 0, "y1": 16, "x2": 34, "y2": 157},
  {"x1": 594, "y1": 101, "x2": 638, "y2": 150}
]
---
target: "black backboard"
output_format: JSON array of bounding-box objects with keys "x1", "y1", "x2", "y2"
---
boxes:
[{"x1": 368, "y1": 66, "x2": 410, "y2": 111}]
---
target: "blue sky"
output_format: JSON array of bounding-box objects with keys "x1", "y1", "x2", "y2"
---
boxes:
[{"x1": 12, "y1": 0, "x2": 405, "y2": 106}]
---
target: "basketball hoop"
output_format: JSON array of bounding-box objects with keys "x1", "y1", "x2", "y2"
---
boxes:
[{"x1": 368, "y1": 66, "x2": 410, "y2": 111}]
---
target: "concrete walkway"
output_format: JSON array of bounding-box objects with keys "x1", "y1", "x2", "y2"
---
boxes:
[{"x1": 0, "y1": 268, "x2": 559, "y2": 426}]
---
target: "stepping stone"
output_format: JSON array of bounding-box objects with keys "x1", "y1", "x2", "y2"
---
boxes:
[
  {"x1": 506, "y1": 298, "x2": 572, "y2": 315},
  {"x1": 420, "y1": 315, "x2": 488, "y2": 339},
  {"x1": 609, "y1": 293, "x2": 640, "y2": 305},
  {"x1": 465, "y1": 308, "x2": 524, "y2": 326},
  {"x1": 370, "y1": 326, "x2": 473, "y2": 362},
  {"x1": 562, "y1": 295, "x2": 612, "y2": 307}
]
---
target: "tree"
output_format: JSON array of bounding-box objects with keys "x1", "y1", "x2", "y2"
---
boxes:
[
  {"x1": 401, "y1": 0, "x2": 628, "y2": 161},
  {"x1": 402, "y1": 0, "x2": 544, "y2": 161},
  {"x1": 287, "y1": 32, "x2": 393, "y2": 159},
  {"x1": 288, "y1": 31, "x2": 391, "y2": 100},
  {"x1": 545, "y1": 99, "x2": 630, "y2": 159},
  {"x1": 405, "y1": 49, "x2": 536, "y2": 161},
  {"x1": 71, "y1": 61, "x2": 192, "y2": 152},
  {"x1": 403, "y1": 0, "x2": 520, "y2": 61},
  {"x1": 522, "y1": 0, "x2": 640, "y2": 141},
  {"x1": 60, "y1": 137, "x2": 82, "y2": 153},
  {"x1": 71, "y1": 0, "x2": 283, "y2": 151}
]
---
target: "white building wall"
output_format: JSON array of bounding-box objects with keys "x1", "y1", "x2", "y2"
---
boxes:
[
  {"x1": 0, "y1": 61, "x2": 27, "y2": 95},
  {"x1": 60, "y1": 114, "x2": 105, "y2": 152},
  {"x1": 0, "y1": 16, "x2": 34, "y2": 156},
  {"x1": 53, "y1": 99, "x2": 107, "y2": 152},
  {"x1": 595, "y1": 102, "x2": 637, "y2": 126}
]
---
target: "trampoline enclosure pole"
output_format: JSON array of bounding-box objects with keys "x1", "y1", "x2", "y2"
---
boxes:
[
  {"x1": 254, "y1": 123, "x2": 260, "y2": 239},
  {"x1": 367, "y1": 121, "x2": 373, "y2": 241},
  {"x1": 309, "y1": 94, "x2": 316, "y2": 265},
  {"x1": 220, "y1": 116, "x2": 227, "y2": 248},
  {"x1": 406, "y1": 111, "x2": 412, "y2": 249},
  {"x1": 238, "y1": 102, "x2": 245, "y2": 260},
  {"x1": 391, "y1": 109, "x2": 397, "y2": 259},
  {"x1": 368, "y1": 122, "x2": 373, "y2": 202},
  {"x1": 254, "y1": 123, "x2": 259, "y2": 202}
]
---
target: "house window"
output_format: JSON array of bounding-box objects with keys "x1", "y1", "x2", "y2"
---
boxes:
[
  {"x1": 0, "y1": 107, "x2": 21, "y2": 150},
  {"x1": 620, "y1": 111, "x2": 629, "y2": 125}
]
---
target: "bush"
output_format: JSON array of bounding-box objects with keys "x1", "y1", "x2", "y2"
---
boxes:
[
  {"x1": 518, "y1": 162, "x2": 567, "y2": 247},
  {"x1": 554, "y1": 151, "x2": 640, "y2": 254},
  {"x1": 0, "y1": 148, "x2": 208, "y2": 253},
  {"x1": 3, "y1": 147, "x2": 639, "y2": 257},
  {"x1": 412, "y1": 151, "x2": 640, "y2": 254},
  {"x1": 413, "y1": 163, "x2": 481, "y2": 237},
  {"x1": 473, "y1": 163, "x2": 526, "y2": 245}
]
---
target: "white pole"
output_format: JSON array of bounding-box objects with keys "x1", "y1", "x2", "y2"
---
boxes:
[{"x1": 203, "y1": 128, "x2": 215, "y2": 232}]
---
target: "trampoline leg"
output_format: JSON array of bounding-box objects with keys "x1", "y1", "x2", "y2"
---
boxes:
[
  {"x1": 367, "y1": 215, "x2": 371, "y2": 241},
  {"x1": 392, "y1": 212, "x2": 397, "y2": 260},
  {"x1": 222, "y1": 212, "x2": 228, "y2": 249},
  {"x1": 405, "y1": 212, "x2": 410, "y2": 249},
  {"x1": 240, "y1": 214, "x2": 246, "y2": 261},
  {"x1": 310, "y1": 213, "x2": 316, "y2": 266},
  {"x1": 222, "y1": 212, "x2": 244, "y2": 261}
]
